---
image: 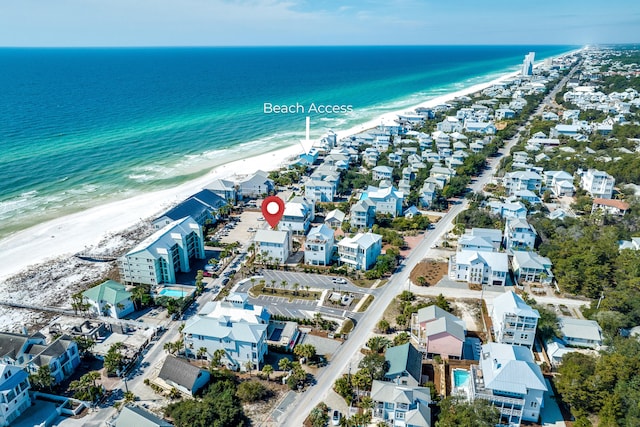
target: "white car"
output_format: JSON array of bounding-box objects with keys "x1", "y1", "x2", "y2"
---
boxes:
[
  {"x1": 333, "y1": 278, "x2": 347, "y2": 285},
  {"x1": 331, "y1": 410, "x2": 341, "y2": 426}
]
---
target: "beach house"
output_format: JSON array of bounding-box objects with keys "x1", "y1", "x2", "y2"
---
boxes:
[
  {"x1": 384, "y1": 343, "x2": 423, "y2": 386},
  {"x1": 324, "y1": 209, "x2": 345, "y2": 229},
  {"x1": 458, "y1": 228, "x2": 503, "y2": 252},
  {"x1": 207, "y1": 178, "x2": 238, "y2": 205},
  {"x1": 157, "y1": 355, "x2": 210, "y2": 397},
  {"x1": 363, "y1": 185, "x2": 404, "y2": 217},
  {"x1": 349, "y1": 198, "x2": 376, "y2": 229},
  {"x1": 0, "y1": 331, "x2": 81, "y2": 385},
  {"x1": 152, "y1": 189, "x2": 228, "y2": 229},
  {"x1": 370, "y1": 380, "x2": 432, "y2": 427},
  {"x1": 503, "y1": 171, "x2": 542, "y2": 196},
  {"x1": 183, "y1": 293, "x2": 269, "y2": 371},
  {"x1": 448, "y1": 250, "x2": 509, "y2": 287},
  {"x1": 491, "y1": 291, "x2": 539, "y2": 348},
  {"x1": 304, "y1": 224, "x2": 334, "y2": 266},
  {"x1": 410, "y1": 305, "x2": 466, "y2": 359},
  {"x1": 470, "y1": 343, "x2": 547, "y2": 426},
  {"x1": 486, "y1": 200, "x2": 527, "y2": 220},
  {"x1": 118, "y1": 216, "x2": 205, "y2": 286},
  {"x1": 511, "y1": 251, "x2": 553, "y2": 284},
  {"x1": 337, "y1": 232, "x2": 382, "y2": 271},
  {"x1": 504, "y1": 218, "x2": 537, "y2": 251},
  {"x1": 557, "y1": 317, "x2": 603, "y2": 348},
  {"x1": 0, "y1": 364, "x2": 31, "y2": 426},
  {"x1": 304, "y1": 178, "x2": 336, "y2": 202},
  {"x1": 591, "y1": 198, "x2": 630, "y2": 216},
  {"x1": 236, "y1": 171, "x2": 274, "y2": 199},
  {"x1": 81, "y1": 280, "x2": 135, "y2": 319},
  {"x1": 372, "y1": 165, "x2": 394, "y2": 181},
  {"x1": 542, "y1": 171, "x2": 575, "y2": 197},
  {"x1": 254, "y1": 229, "x2": 291, "y2": 264},
  {"x1": 578, "y1": 168, "x2": 614, "y2": 199},
  {"x1": 279, "y1": 196, "x2": 314, "y2": 234}
]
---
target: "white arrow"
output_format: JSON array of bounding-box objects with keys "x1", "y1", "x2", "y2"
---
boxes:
[{"x1": 299, "y1": 116, "x2": 314, "y2": 155}]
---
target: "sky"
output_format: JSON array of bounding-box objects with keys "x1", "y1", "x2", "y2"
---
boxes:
[{"x1": 0, "y1": 0, "x2": 638, "y2": 47}]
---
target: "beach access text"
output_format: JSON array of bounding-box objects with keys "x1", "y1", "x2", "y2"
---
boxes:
[{"x1": 263, "y1": 102, "x2": 353, "y2": 114}]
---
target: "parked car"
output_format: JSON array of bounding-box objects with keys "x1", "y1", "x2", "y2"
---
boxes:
[
  {"x1": 333, "y1": 277, "x2": 347, "y2": 285},
  {"x1": 331, "y1": 410, "x2": 341, "y2": 426},
  {"x1": 203, "y1": 271, "x2": 212, "y2": 277}
]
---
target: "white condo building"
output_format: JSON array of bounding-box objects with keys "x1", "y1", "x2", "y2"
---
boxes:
[
  {"x1": 118, "y1": 216, "x2": 205, "y2": 286},
  {"x1": 337, "y1": 232, "x2": 382, "y2": 271},
  {"x1": 491, "y1": 291, "x2": 539, "y2": 348},
  {"x1": 521, "y1": 51, "x2": 535, "y2": 76}
]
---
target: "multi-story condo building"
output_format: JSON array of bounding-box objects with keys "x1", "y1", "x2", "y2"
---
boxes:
[
  {"x1": 118, "y1": 216, "x2": 205, "y2": 286},
  {"x1": 491, "y1": 291, "x2": 539, "y2": 348},
  {"x1": 578, "y1": 168, "x2": 614, "y2": 199},
  {"x1": 254, "y1": 229, "x2": 291, "y2": 264},
  {"x1": 183, "y1": 293, "x2": 269, "y2": 372},
  {"x1": 337, "y1": 232, "x2": 382, "y2": 271}
]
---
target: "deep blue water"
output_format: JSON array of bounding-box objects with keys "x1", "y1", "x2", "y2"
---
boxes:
[{"x1": 0, "y1": 46, "x2": 575, "y2": 236}]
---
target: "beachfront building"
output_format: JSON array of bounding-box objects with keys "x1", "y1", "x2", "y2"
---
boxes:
[
  {"x1": 578, "y1": 168, "x2": 614, "y2": 199},
  {"x1": 469, "y1": 343, "x2": 547, "y2": 426},
  {"x1": 0, "y1": 363, "x2": 32, "y2": 426},
  {"x1": 504, "y1": 219, "x2": 537, "y2": 251},
  {"x1": 236, "y1": 171, "x2": 274, "y2": 199},
  {"x1": 337, "y1": 232, "x2": 382, "y2": 271},
  {"x1": 207, "y1": 178, "x2": 238, "y2": 205},
  {"x1": 118, "y1": 216, "x2": 205, "y2": 286},
  {"x1": 254, "y1": 229, "x2": 291, "y2": 264},
  {"x1": 521, "y1": 51, "x2": 535, "y2": 76},
  {"x1": 410, "y1": 305, "x2": 466, "y2": 359},
  {"x1": 370, "y1": 380, "x2": 432, "y2": 427},
  {"x1": 491, "y1": 291, "x2": 539, "y2": 349},
  {"x1": 304, "y1": 224, "x2": 334, "y2": 266},
  {"x1": 350, "y1": 198, "x2": 376, "y2": 229},
  {"x1": 152, "y1": 189, "x2": 228, "y2": 229},
  {"x1": 0, "y1": 331, "x2": 81, "y2": 385},
  {"x1": 81, "y1": 280, "x2": 135, "y2": 319},
  {"x1": 279, "y1": 196, "x2": 314, "y2": 234},
  {"x1": 183, "y1": 293, "x2": 269, "y2": 371},
  {"x1": 448, "y1": 250, "x2": 509, "y2": 287}
]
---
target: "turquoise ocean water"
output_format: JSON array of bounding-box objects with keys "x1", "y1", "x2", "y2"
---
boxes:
[{"x1": 0, "y1": 46, "x2": 575, "y2": 238}]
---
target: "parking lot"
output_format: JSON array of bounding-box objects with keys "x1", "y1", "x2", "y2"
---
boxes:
[
  {"x1": 259, "y1": 270, "x2": 379, "y2": 296},
  {"x1": 217, "y1": 210, "x2": 268, "y2": 245}
]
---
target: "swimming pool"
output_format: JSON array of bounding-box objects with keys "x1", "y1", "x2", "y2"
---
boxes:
[
  {"x1": 453, "y1": 369, "x2": 470, "y2": 388},
  {"x1": 158, "y1": 288, "x2": 186, "y2": 298}
]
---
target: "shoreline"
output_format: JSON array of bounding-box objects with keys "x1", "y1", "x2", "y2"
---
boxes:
[{"x1": 0, "y1": 53, "x2": 570, "y2": 282}]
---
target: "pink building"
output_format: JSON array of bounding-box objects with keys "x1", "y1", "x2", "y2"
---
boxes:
[{"x1": 410, "y1": 305, "x2": 466, "y2": 359}]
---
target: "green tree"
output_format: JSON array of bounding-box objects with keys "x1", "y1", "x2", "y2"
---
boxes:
[
  {"x1": 294, "y1": 344, "x2": 316, "y2": 363},
  {"x1": 309, "y1": 402, "x2": 330, "y2": 427},
  {"x1": 29, "y1": 365, "x2": 55, "y2": 392},
  {"x1": 435, "y1": 396, "x2": 500, "y2": 427},
  {"x1": 261, "y1": 364, "x2": 274, "y2": 381},
  {"x1": 104, "y1": 342, "x2": 125, "y2": 376},
  {"x1": 236, "y1": 380, "x2": 269, "y2": 402},
  {"x1": 358, "y1": 353, "x2": 388, "y2": 381},
  {"x1": 333, "y1": 374, "x2": 353, "y2": 403},
  {"x1": 366, "y1": 336, "x2": 391, "y2": 353},
  {"x1": 278, "y1": 357, "x2": 292, "y2": 372},
  {"x1": 393, "y1": 332, "x2": 410, "y2": 346},
  {"x1": 377, "y1": 318, "x2": 391, "y2": 334}
]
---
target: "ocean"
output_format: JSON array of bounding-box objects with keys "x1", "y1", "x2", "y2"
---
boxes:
[{"x1": 0, "y1": 45, "x2": 574, "y2": 238}]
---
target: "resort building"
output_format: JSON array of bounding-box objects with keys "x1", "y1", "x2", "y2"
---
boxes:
[
  {"x1": 370, "y1": 380, "x2": 432, "y2": 427},
  {"x1": 183, "y1": 293, "x2": 269, "y2": 371},
  {"x1": 384, "y1": 343, "x2": 423, "y2": 387},
  {"x1": 557, "y1": 317, "x2": 603, "y2": 349},
  {"x1": 254, "y1": 229, "x2": 291, "y2": 264},
  {"x1": 491, "y1": 292, "x2": 539, "y2": 348},
  {"x1": 157, "y1": 355, "x2": 210, "y2": 397},
  {"x1": 410, "y1": 305, "x2": 466, "y2": 359},
  {"x1": 503, "y1": 219, "x2": 537, "y2": 251},
  {"x1": 118, "y1": 216, "x2": 205, "y2": 286},
  {"x1": 304, "y1": 224, "x2": 334, "y2": 267},
  {"x1": 279, "y1": 196, "x2": 315, "y2": 234},
  {"x1": 337, "y1": 232, "x2": 382, "y2": 271},
  {"x1": 0, "y1": 363, "x2": 32, "y2": 426},
  {"x1": 578, "y1": 168, "x2": 614, "y2": 199},
  {"x1": 152, "y1": 189, "x2": 228, "y2": 229},
  {"x1": 511, "y1": 251, "x2": 553, "y2": 284},
  {"x1": 81, "y1": 280, "x2": 135, "y2": 319},
  {"x1": 206, "y1": 178, "x2": 237, "y2": 205},
  {"x1": 469, "y1": 343, "x2": 547, "y2": 426},
  {"x1": 0, "y1": 332, "x2": 81, "y2": 385},
  {"x1": 448, "y1": 250, "x2": 509, "y2": 287}
]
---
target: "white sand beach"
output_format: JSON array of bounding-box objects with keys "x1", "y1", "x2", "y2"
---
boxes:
[{"x1": 0, "y1": 65, "x2": 527, "y2": 285}]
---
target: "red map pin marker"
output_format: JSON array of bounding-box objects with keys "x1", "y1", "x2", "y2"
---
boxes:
[{"x1": 262, "y1": 195, "x2": 285, "y2": 229}]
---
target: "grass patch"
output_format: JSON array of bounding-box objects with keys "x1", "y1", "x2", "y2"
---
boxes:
[
  {"x1": 351, "y1": 278, "x2": 382, "y2": 288},
  {"x1": 356, "y1": 295, "x2": 374, "y2": 312},
  {"x1": 250, "y1": 284, "x2": 321, "y2": 302}
]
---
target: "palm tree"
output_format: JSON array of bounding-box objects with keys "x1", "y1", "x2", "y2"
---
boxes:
[
  {"x1": 262, "y1": 364, "x2": 274, "y2": 381},
  {"x1": 314, "y1": 312, "x2": 323, "y2": 329},
  {"x1": 281, "y1": 280, "x2": 288, "y2": 294},
  {"x1": 244, "y1": 361, "x2": 254, "y2": 376},
  {"x1": 278, "y1": 358, "x2": 292, "y2": 372},
  {"x1": 305, "y1": 285, "x2": 310, "y2": 296},
  {"x1": 197, "y1": 347, "x2": 208, "y2": 360},
  {"x1": 367, "y1": 336, "x2": 391, "y2": 353},
  {"x1": 292, "y1": 282, "x2": 300, "y2": 296},
  {"x1": 270, "y1": 279, "x2": 277, "y2": 294}
]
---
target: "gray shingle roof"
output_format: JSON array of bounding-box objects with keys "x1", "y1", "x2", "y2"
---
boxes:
[{"x1": 158, "y1": 356, "x2": 207, "y2": 393}]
